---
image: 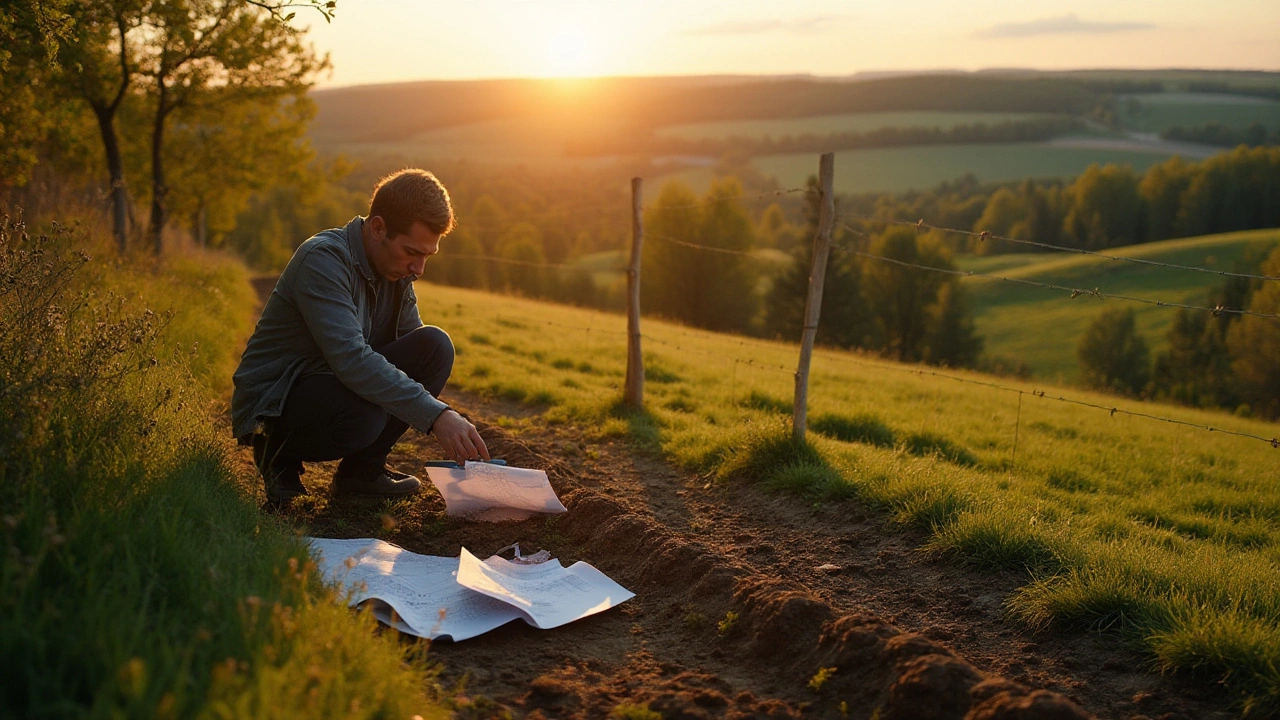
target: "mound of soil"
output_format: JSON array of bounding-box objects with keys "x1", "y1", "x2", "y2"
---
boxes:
[{"x1": 235, "y1": 390, "x2": 1236, "y2": 719}]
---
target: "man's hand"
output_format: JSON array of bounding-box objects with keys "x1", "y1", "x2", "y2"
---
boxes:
[{"x1": 432, "y1": 409, "x2": 491, "y2": 465}]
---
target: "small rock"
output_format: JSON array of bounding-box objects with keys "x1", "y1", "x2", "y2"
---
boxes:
[{"x1": 815, "y1": 563, "x2": 842, "y2": 574}]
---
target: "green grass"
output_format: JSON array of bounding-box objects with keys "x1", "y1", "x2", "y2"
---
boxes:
[
  {"x1": 420, "y1": 280, "x2": 1280, "y2": 711},
  {"x1": 747, "y1": 142, "x2": 1180, "y2": 195},
  {"x1": 0, "y1": 220, "x2": 447, "y2": 718},
  {"x1": 654, "y1": 111, "x2": 1052, "y2": 141},
  {"x1": 963, "y1": 228, "x2": 1280, "y2": 382},
  {"x1": 1119, "y1": 92, "x2": 1280, "y2": 134}
]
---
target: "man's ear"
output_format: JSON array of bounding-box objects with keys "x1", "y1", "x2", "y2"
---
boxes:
[{"x1": 368, "y1": 215, "x2": 387, "y2": 240}]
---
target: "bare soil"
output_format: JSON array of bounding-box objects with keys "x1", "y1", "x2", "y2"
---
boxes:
[{"x1": 226, "y1": 387, "x2": 1238, "y2": 720}]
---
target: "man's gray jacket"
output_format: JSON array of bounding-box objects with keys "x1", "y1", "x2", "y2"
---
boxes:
[{"x1": 231, "y1": 216, "x2": 449, "y2": 441}]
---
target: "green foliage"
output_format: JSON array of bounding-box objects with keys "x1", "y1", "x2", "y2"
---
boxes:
[
  {"x1": 1077, "y1": 307, "x2": 1150, "y2": 395},
  {"x1": 642, "y1": 178, "x2": 760, "y2": 333},
  {"x1": 0, "y1": 217, "x2": 445, "y2": 717},
  {"x1": 1064, "y1": 164, "x2": 1143, "y2": 249},
  {"x1": 1226, "y1": 246, "x2": 1280, "y2": 419},
  {"x1": 808, "y1": 666, "x2": 837, "y2": 692},
  {"x1": 717, "y1": 611, "x2": 739, "y2": 637},
  {"x1": 809, "y1": 412, "x2": 896, "y2": 447}
]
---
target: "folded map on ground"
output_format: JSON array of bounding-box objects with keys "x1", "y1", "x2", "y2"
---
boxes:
[
  {"x1": 424, "y1": 461, "x2": 568, "y2": 521},
  {"x1": 308, "y1": 538, "x2": 632, "y2": 641}
]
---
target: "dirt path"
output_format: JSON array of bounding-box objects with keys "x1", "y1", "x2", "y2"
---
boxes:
[{"x1": 226, "y1": 386, "x2": 1241, "y2": 719}]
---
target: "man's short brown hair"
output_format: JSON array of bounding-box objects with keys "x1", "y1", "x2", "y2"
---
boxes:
[{"x1": 368, "y1": 168, "x2": 456, "y2": 238}]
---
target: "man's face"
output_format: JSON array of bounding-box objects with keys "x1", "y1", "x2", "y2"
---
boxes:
[{"x1": 368, "y1": 217, "x2": 441, "y2": 282}]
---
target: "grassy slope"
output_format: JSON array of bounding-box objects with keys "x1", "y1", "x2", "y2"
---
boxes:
[
  {"x1": 962, "y1": 228, "x2": 1280, "y2": 382},
  {"x1": 1119, "y1": 93, "x2": 1280, "y2": 133},
  {"x1": 419, "y1": 282, "x2": 1280, "y2": 710},
  {"x1": 0, "y1": 226, "x2": 447, "y2": 719}
]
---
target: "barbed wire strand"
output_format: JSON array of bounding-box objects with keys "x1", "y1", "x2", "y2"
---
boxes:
[
  {"x1": 641, "y1": 187, "x2": 814, "y2": 212},
  {"x1": 842, "y1": 214, "x2": 1280, "y2": 283},
  {"x1": 815, "y1": 350, "x2": 1279, "y2": 448}
]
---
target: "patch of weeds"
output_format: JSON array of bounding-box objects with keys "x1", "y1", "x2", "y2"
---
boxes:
[
  {"x1": 576, "y1": 361, "x2": 597, "y2": 374},
  {"x1": 551, "y1": 358, "x2": 574, "y2": 370},
  {"x1": 900, "y1": 431, "x2": 977, "y2": 466},
  {"x1": 611, "y1": 702, "x2": 663, "y2": 720},
  {"x1": 450, "y1": 693, "x2": 512, "y2": 719},
  {"x1": 663, "y1": 397, "x2": 695, "y2": 413},
  {"x1": 497, "y1": 385, "x2": 527, "y2": 403},
  {"x1": 810, "y1": 413, "x2": 895, "y2": 447},
  {"x1": 644, "y1": 364, "x2": 681, "y2": 384},
  {"x1": 893, "y1": 482, "x2": 970, "y2": 530},
  {"x1": 717, "y1": 423, "x2": 843, "y2": 499},
  {"x1": 808, "y1": 666, "x2": 837, "y2": 692},
  {"x1": 561, "y1": 377, "x2": 581, "y2": 389},
  {"x1": 469, "y1": 364, "x2": 491, "y2": 379},
  {"x1": 1046, "y1": 468, "x2": 1099, "y2": 493},
  {"x1": 527, "y1": 389, "x2": 556, "y2": 405},
  {"x1": 717, "y1": 611, "x2": 739, "y2": 637},
  {"x1": 585, "y1": 447, "x2": 601, "y2": 461},
  {"x1": 743, "y1": 390, "x2": 790, "y2": 415},
  {"x1": 929, "y1": 513, "x2": 1063, "y2": 571},
  {"x1": 468, "y1": 333, "x2": 492, "y2": 346},
  {"x1": 498, "y1": 343, "x2": 519, "y2": 353},
  {"x1": 683, "y1": 610, "x2": 706, "y2": 631}
]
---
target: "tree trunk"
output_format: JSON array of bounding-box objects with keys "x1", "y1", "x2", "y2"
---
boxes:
[
  {"x1": 149, "y1": 80, "x2": 168, "y2": 255},
  {"x1": 92, "y1": 104, "x2": 128, "y2": 254}
]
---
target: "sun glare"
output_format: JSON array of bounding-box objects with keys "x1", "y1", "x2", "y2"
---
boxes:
[{"x1": 543, "y1": 28, "x2": 596, "y2": 77}]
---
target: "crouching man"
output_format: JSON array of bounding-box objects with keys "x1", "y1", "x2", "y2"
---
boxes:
[{"x1": 232, "y1": 168, "x2": 489, "y2": 505}]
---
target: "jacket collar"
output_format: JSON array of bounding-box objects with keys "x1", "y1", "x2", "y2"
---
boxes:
[{"x1": 346, "y1": 216, "x2": 376, "y2": 284}]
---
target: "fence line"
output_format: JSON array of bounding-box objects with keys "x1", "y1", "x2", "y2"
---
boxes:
[
  {"x1": 485, "y1": 305, "x2": 1279, "y2": 448},
  {"x1": 845, "y1": 214, "x2": 1280, "y2": 283}
]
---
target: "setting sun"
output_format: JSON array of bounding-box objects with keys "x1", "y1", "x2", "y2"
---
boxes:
[{"x1": 542, "y1": 27, "x2": 596, "y2": 77}]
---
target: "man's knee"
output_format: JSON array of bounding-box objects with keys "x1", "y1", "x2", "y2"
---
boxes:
[{"x1": 402, "y1": 325, "x2": 454, "y2": 375}]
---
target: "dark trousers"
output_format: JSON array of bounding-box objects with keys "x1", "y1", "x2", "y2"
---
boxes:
[{"x1": 259, "y1": 325, "x2": 454, "y2": 476}]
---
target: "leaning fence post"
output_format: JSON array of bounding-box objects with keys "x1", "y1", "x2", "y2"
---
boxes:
[
  {"x1": 793, "y1": 153, "x2": 835, "y2": 444},
  {"x1": 624, "y1": 177, "x2": 644, "y2": 409}
]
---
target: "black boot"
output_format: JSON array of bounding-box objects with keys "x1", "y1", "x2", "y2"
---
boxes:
[{"x1": 252, "y1": 432, "x2": 308, "y2": 506}]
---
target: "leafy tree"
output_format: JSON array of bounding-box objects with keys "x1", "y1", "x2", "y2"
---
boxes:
[
  {"x1": 642, "y1": 178, "x2": 759, "y2": 333},
  {"x1": 0, "y1": 0, "x2": 73, "y2": 188},
  {"x1": 422, "y1": 227, "x2": 487, "y2": 289},
  {"x1": 860, "y1": 227, "x2": 953, "y2": 362},
  {"x1": 1226, "y1": 246, "x2": 1280, "y2": 419},
  {"x1": 138, "y1": 0, "x2": 325, "y2": 253},
  {"x1": 1150, "y1": 308, "x2": 1236, "y2": 409},
  {"x1": 924, "y1": 281, "x2": 982, "y2": 367},
  {"x1": 763, "y1": 177, "x2": 868, "y2": 347},
  {"x1": 1175, "y1": 146, "x2": 1280, "y2": 239},
  {"x1": 1077, "y1": 307, "x2": 1150, "y2": 395},
  {"x1": 971, "y1": 187, "x2": 1024, "y2": 254},
  {"x1": 496, "y1": 223, "x2": 545, "y2": 296},
  {"x1": 1063, "y1": 164, "x2": 1143, "y2": 249},
  {"x1": 1138, "y1": 156, "x2": 1194, "y2": 242}
]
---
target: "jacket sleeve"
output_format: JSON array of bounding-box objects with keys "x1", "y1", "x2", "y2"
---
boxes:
[
  {"x1": 293, "y1": 245, "x2": 448, "y2": 431},
  {"x1": 398, "y1": 281, "x2": 426, "y2": 337}
]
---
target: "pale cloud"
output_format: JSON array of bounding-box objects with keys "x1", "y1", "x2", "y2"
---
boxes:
[
  {"x1": 685, "y1": 15, "x2": 842, "y2": 36},
  {"x1": 973, "y1": 13, "x2": 1154, "y2": 39}
]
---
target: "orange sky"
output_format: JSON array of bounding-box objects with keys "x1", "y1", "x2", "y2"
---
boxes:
[{"x1": 301, "y1": 0, "x2": 1280, "y2": 88}]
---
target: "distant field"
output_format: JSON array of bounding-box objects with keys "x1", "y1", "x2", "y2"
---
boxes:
[
  {"x1": 963, "y1": 229, "x2": 1280, "y2": 381},
  {"x1": 654, "y1": 111, "x2": 1051, "y2": 141},
  {"x1": 1120, "y1": 92, "x2": 1280, "y2": 133},
  {"x1": 745, "y1": 143, "x2": 1177, "y2": 194}
]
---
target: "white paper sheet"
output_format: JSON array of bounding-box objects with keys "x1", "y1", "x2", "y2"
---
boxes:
[
  {"x1": 456, "y1": 547, "x2": 635, "y2": 629},
  {"x1": 424, "y1": 462, "x2": 568, "y2": 521},
  {"x1": 308, "y1": 538, "x2": 523, "y2": 641}
]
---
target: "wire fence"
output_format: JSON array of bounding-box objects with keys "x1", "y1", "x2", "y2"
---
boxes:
[{"x1": 427, "y1": 157, "x2": 1279, "y2": 451}]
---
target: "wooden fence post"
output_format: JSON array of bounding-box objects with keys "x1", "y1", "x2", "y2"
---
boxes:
[
  {"x1": 624, "y1": 177, "x2": 644, "y2": 409},
  {"x1": 793, "y1": 153, "x2": 835, "y2": 444}
]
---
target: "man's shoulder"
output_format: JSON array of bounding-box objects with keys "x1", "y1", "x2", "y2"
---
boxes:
[{"x1": 287, "y1": 226, "x2": 353, "y2": 273}]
